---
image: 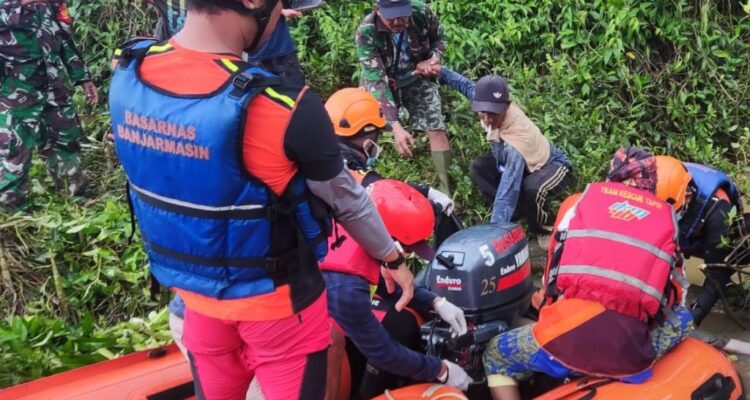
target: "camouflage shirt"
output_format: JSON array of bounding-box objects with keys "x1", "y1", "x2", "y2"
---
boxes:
[
  {"x1": 355, "y1": 0, "x2": 445, "y2": 122},
  {"x1": 0, "y1": 0, "x2": 90, "y2": 83}
]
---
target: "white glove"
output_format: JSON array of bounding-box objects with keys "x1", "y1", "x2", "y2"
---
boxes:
[
  {"x1": 437, "y1": 360, "x2": 473, "y2": 391},
  {"x1": 434, "y1": 297, "x2": 467, "y2": 336},
  {"x1": 428, "y1": 187, "x2": 454, "y2": 215}
]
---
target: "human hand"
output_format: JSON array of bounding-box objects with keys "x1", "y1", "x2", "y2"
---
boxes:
[
  {"x1": 427, "y1": 187, "x2": 454, "y2": 215},
  {"x1": 392, "y1": 123, "x2": 415, "y2": 157},
  {"x1": 381, "y1": 264, "x2": 414, "y2": 312},
  {"x1": 434, "y1": 297, "x2": 467, "y2": 336},
  {"x1": 438, "y1": 360, "x2": 473, "y2": 391},
  {"x1": 281, "y1": 9, "x2": 303, "y2": 18},
  {"x1": 412, "y1": 58, "x2": 441, "y2": 77},
  {"x1": 80, "y1": 81, "x2": 98, "y2": 106}
]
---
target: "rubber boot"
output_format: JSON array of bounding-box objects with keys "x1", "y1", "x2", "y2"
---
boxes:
[
  {"x1": 691, "y1": 267, "x2": 734, "y2": 326},
  {"x1": 431, "y1": 150, "x2": 452, "y2": 195}
]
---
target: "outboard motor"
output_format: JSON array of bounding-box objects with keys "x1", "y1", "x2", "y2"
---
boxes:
[
  {"x1": 425, "y1": 223, "x2": 534, "y2": 324},
  {"x1": 420, "y1": 224, "x2": 535, "y2": 391}
]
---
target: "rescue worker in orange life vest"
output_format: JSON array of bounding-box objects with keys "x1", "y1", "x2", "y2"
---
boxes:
[
  {"x1": 483, "y1": 147, "x2": 694, "y2": 400},
  {"x1": 321, "y1": 88, "x2": 472, "y2": 397},
  {"x1": 654, "y1": 156, "x2": 749, "y2": 326},
  {"x1": 109, "y1": 0, "x2": 416, "y2": 398}
]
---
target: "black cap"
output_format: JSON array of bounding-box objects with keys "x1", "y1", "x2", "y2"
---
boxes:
[
  {"x1": 471, "y1": 75, "x2": 510, "y2": 114},
  {"x1": 377, "y1": 0, "x2": 413, "y2": 19}
]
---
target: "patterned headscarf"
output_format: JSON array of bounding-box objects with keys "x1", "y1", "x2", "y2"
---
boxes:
[{"x1": 606, "y1": 146, "x2": 657, "y2": 193}]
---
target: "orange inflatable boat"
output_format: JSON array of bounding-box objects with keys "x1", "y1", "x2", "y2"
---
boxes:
[
  {"x1": 0, "y1": 345, "x2": 194, "y2": 400},
  {"x1": 536, "y1": 337, "x2": 742, "y2": 400},
  {"x1": 371, "y1": 338, "x2": 742, "y2": 400}
]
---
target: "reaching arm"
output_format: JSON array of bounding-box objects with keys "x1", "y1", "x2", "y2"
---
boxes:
[
  {"x1": 284, "y1": 87, "x2": 414, "y2": 308},
  {"x1": 439, "y1": 67, "x2": 476, "y2": 101},
  {"x1": 326, "y1": 273, "x2": 443, "y2": 381},
  {"x1": 307, "y1": 170, "x2": 397, "y2": 260}
]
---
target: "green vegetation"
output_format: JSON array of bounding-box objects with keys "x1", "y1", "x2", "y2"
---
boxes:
[{"x1": 1, "y1": 0, "x2": 749, "y2": 388}]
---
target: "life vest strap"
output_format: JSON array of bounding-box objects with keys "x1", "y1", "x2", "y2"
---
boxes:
[
  {"x1": 230, "y1": 69, "x2": 283, "y2": 98},
  {"x1": 144, "y1": 236, "x2": 296, "y2": 277},
  {"x1": 116, "y1": 42, "x2": 156, "y2": 69}
]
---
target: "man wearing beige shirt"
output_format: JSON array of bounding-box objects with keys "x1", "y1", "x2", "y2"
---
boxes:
[{"x1": 440, "y1": 68, "x2": 573, "y2": 247}]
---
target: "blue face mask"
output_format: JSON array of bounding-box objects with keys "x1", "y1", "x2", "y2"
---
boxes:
[{"x1": 363, "y1": 139, "x2": 381, "y2": 168}]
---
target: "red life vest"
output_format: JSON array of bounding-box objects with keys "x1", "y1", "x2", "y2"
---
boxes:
[
  {"x1": 551, "y1": 182, "x2": 678, "y2": 321},
  {"x1": 319, "y1": 223, "x2": 381, "y2": 285}
]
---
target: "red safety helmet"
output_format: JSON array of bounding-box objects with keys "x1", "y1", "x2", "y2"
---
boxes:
[{"x1": 367, "y1": 179, "x2": 435, "y2": 247}]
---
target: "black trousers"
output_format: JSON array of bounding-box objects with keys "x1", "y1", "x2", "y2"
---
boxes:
[
  {"x1": 692, "y1": 212, "x2": 750, "y2": 326},
  {"x1": 471, "y1": 152, "x2": 572, "y2": 233}
]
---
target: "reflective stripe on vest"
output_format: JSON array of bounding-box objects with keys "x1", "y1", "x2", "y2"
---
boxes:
[
  {"x1": 564, "y1": 229, "x2": 674, "y2": 265},
  {"x1": 130, "y1": 182, "x2": 267, "y2": 218},
  {"x1": 557, "y1": 265, "x2": 664, "y2": 303}
]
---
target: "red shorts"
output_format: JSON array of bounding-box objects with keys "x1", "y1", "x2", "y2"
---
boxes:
[{"x1": 183, "y1": 294, "x2": 331, "y2": 400}]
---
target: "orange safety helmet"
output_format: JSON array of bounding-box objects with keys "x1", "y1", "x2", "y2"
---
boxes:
[
  {"x1": 324, "y1": 88, "x2": 387, "y2": 137},
  {"x1": 655, "y1": 155, "x2": 693, "y2": 211},
  {"x1": 366, "y1": 179, "x2": 435, "y2": 245}
]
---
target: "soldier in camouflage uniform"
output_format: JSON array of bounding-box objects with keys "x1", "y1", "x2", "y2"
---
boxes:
[
  {"x1": 0, "y1": 0, "x2": 97, "y2": 209},
  {"x1": 356, "y1": 0, "x2": 453, "y2": 194}
]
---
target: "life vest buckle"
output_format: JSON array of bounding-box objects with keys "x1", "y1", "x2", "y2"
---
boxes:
[
  {"x1": 233, "y1": 71, "x2": 260, "y2": 92},
  {"x1": 117, "y1": 48, "x2": 135, "y2": 68}
]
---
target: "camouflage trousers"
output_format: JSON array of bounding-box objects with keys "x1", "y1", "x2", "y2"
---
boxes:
[
  {"x1": 0, "y1": 61, "x2": 86, "y2": 208},
  {"x1": 399, "y1": 78, "x2": 445, "y2": 133}
]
